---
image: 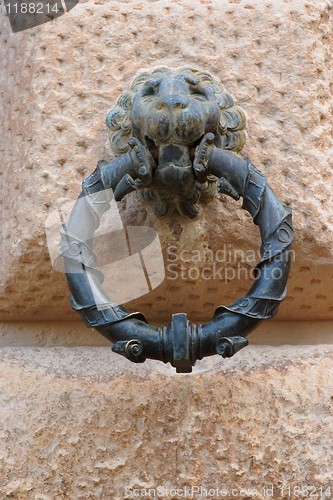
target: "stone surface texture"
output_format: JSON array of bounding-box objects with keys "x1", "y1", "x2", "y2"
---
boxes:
[
  {"x1": 0, "y1": 0, "x2": 333, "y2": 323},
  {"x1": 0, "y1": 345, "x2": 332, "y2": 499},
  {"x1": 1, "y1": 2, "x2": 332, "y2": 497},
  {"x1": 1, "y1": 320, "x2": 333, "y2": 348}
]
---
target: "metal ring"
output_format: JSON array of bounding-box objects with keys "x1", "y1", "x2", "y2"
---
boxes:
[{"x1": 61, "y1": 155, "x2": 293, "y2": 373}]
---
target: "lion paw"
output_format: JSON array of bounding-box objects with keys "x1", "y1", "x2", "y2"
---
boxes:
[
  {"x1": 193, "y1": 133, "x2": 215, "y2": 183},
  {"x1": 128, "y1": 137, "x2": 156, "y2": 186}
]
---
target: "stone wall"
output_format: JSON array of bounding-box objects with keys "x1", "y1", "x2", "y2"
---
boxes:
[
  {"x1": 1, "y1": 0, "x2": 333, "y2": 498},
  {"x1": 1, "y1": 346, "x2": 332, "y2": 499},
  {"x1": 1, "y1": 0, "x2": 333, "y2": 323}
]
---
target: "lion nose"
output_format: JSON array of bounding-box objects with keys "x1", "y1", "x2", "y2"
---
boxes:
[{"x1": 156, "y1": 94, "x2": 190, "y2": 110}]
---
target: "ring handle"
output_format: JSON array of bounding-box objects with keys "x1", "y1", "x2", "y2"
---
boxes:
[{"x1": 60, "y1": 147, "x2": 293, "y2": 373}]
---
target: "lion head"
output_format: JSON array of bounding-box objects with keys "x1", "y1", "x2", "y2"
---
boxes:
[{"x1": 106, "y1": 68, "x2": 246, "y2": 217}]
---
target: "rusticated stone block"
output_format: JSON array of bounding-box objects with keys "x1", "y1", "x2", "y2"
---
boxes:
[
  {"x1": 0, "y1": 0, "x2": 332, "y2": 323},
  {"x1": 0, "y1": 345, "x2": 332, "y2": 498}
]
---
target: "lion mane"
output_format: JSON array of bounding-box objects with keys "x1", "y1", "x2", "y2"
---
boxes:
[{"x1": 106, "y1": 67, "x2": 246, "y2": 156}]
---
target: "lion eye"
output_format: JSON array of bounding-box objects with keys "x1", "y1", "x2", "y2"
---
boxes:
[
  {"x1": 190, "y1": 88, "x2": 208, "y2": 101},
  {"x1": 141, "y1": 79, "x2": 162, "y2": 100},
  {"x1": 142, "y1": 85, "x2": 156, "y2": 99}
]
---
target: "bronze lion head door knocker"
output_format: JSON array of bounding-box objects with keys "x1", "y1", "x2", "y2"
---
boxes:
[{"x1": 60, "y1": 68, "x2": 293, "y2": 373}]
